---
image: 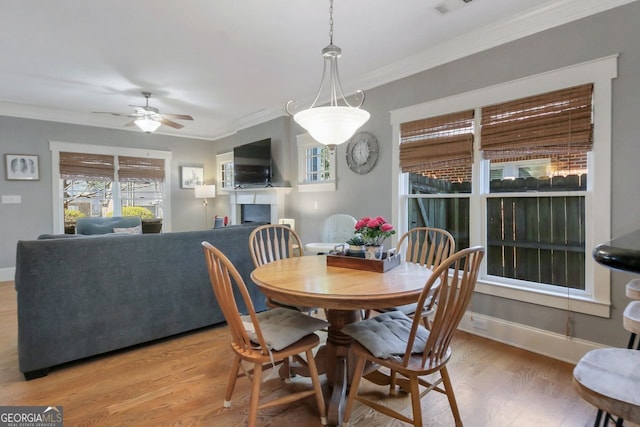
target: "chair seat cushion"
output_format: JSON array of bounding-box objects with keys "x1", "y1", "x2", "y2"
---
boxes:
[
  {"x1": 342, "y1": 311, "x2": 429, "y2": 359},
  {"x1": 379, "y1": 295, "x2": 434, "y2": 316},
  {"x1": 241, "y1": 307, "x2": 328, "y2": 351}
]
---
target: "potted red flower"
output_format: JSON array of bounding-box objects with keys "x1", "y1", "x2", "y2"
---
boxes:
[{"x1": 354, "y1": 216, "x2": 396, "y2": 259}]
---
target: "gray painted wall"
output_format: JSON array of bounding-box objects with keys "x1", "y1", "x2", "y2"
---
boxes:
[
  {"x1": 2, "y1": 2, "x2": 639, "y2": 348},
  {"x1": 0, "y1": 117, "x2": 221, "y2": 268}
]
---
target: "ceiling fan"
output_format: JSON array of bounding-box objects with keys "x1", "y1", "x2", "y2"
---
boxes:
[{"x1": 94, "y1": 92, "x2": 193, "y2": 133}]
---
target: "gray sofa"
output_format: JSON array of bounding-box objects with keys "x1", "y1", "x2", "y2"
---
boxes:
[{"x1": 14, "y1": 224, "x2": 267, "y2": 380}]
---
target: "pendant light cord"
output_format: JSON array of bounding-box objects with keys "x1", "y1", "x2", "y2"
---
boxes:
[{"x1": 329, "y1": 0, "x2": 334, "y2": 45}]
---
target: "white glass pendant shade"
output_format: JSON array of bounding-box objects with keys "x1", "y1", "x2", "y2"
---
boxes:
[
  {"x1": 294, "y1": 106, "x2": 370, "y2": 146},
  {"x1": 135, "y1": 118, "x2": 162, "y2": 133},
  {"x1": 286, "y1": 0, "x2": 369, "y2": 146}
]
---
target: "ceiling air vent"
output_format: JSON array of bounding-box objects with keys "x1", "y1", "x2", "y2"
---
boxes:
[{"x1": 435, "y1": 0, "x2": 473, "y2": 15}]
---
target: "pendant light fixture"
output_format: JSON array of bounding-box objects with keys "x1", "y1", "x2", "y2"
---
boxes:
[{"x1": 286, "y1": 0, "x2": 370, "y2": 148}]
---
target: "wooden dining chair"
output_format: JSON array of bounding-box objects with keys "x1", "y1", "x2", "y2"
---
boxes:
[
  {"x1": 249, "y1": 224, "x2": 304, "y2": 267},
  {"x1": 366, "y1": 227, "x2": 456, "y2": 327},
  {"x1": 342, "y1": 246, "x2": 485, "y2": 427},
  {"x1": 249, "y1": 224, "x2": 321, "y2": 313},
  {"x1": 202, "y1": 242, "x2": 327, "y2": 427}
]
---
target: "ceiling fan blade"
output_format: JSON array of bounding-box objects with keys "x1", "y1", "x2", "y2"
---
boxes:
[
  {"x1": 162, "y1": 113, "x2": 193, "y2": 121},
  {"x1": 93, "y1": 112, "x2": 132, "y2": 117},
  {"x1": 159, "y1": 118, "x2": 184, "y2": 129}
]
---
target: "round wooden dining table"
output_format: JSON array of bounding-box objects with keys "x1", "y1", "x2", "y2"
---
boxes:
[{"x1": 251, "y1": 255, "x2": 433, "y2": 426}]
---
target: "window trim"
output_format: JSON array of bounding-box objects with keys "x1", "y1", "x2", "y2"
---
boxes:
[
  {"x1": 296, "y1": 133, "x2": 336, "y2": 192},
  {"x1": 50, "y1": 141, "x2": 173, "y2": 234},
  {"x1": 216, "y1": 151, "x2": 234, "y2": 195},
  {"x1": 391, "y1": 55, "x2": 617, "y2": 317}
]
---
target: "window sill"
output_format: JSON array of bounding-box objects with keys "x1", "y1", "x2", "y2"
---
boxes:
[
  {"x1": 474, "y1": 278, "x2": 610, "y2": 318},
  {"x1": 297, "y1": 181, "x2": 336, "y2": 192}
]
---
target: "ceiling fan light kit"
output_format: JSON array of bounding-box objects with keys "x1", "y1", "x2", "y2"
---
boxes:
[
  {"x1": 94, "y1": 91, "x2": 193, "y2": 133},
  {"x1": 134, "y1": 117, "x2": 162, "y2": 133},
  {"x1": 286, "y1": 0, "x2": 370, "y2": 148}
]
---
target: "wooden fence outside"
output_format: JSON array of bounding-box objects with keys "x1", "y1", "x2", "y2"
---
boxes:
[{"x1": 408, "y1": 174, "x2": 586, "y2": 289}]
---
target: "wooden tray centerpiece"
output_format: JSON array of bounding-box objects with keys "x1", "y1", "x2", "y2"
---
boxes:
[{"x1": 326, "y1": 248, "x2": 401, "y2": 273}]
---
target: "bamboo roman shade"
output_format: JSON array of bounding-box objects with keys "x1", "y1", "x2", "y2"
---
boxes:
[
  {"x1": 59, "y1": 152, "x2": 114, "y2": 180},
  {"x1": 480, "y1": 84, "x2": 593, "y2": 160},
  {"x1": 118, "y1": 156, "x2": 165, "y2": 182},
  {"x1": 399, "y1": 110, "x2": 474, "y2": 173}
]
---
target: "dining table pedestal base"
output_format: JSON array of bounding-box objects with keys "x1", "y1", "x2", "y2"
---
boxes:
[{"x1": 324, "y1": 309, "x2": 361, "y2": 425}]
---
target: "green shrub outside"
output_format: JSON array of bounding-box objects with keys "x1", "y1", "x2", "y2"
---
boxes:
[
  {"x1": 64, "y1": 209, "x2": 86, "y2": 222},
  {"x1": 109, "y1": 206, "x2": 155, "y2": 219}
]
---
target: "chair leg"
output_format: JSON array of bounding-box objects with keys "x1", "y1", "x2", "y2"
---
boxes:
[
  {"x1": 627, "y1": 332, "x2": 637, "y2": 349},
  {"x1": 247, "y1": 362, "x2": 263, "y2": 427},
  {"x1": 409, "y1": 376, "x2": 423, "y2": 427},
  {"x1": 389, "y1": 370, "x2": 398, "y2": 394},
  {"x1": 280, "y1": 357, "x2": 292, "y2": 382},
  {"x1": 306, "y1": 349, "x2": 327, "y2": 425},
  {"x1": 440, "y1": 366, "x2": 463, "y2": 426},
  {"x1": 592, "y1": 409, "x2": 603, "y2": 426},
  {"x1": 224, "y1": 354, "x2": 242, "y2": 407},
  {"x1": 343, "y1": 355, "x2": 366, "y2": 424}
]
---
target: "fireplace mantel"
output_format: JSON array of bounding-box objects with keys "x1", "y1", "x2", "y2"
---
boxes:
[{"x1": 228, "y1": 187, "x2": 292, "y2": 225}]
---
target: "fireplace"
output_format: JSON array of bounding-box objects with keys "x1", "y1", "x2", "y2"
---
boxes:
[
  {"x1": 228, "y1": 187, "x2": 292, "y2": 225},
  {"x1": 241, "y1": 204, "x2": 271, "y2": 224}
]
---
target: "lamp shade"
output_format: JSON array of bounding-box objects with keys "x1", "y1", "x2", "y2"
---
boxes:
[
  {"x1": 194, "y1": 185, "x2": 216, "y2": 199},
  {"x1": 135, "y1": 118, "x2": 162, "y2": 133},
  {"x1": 294, "y1": 106, "x2": 370, "y2": 146}
]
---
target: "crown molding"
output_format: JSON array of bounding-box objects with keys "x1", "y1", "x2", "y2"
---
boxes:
[
  {"x1": 0, "y1": 0, "x2": 635, "y2": 140},
  {"x1": 0, "y1": 101, "x2": 220, "y2": 141},
  {"x1": 234, "y1": 0, "x2": 637, "y2": 135},
  {"x1": 353, "y1": 0, "x2": 637, "y2": 94}
]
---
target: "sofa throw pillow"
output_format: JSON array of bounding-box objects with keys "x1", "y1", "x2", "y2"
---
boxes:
[
  {"x1": 241, "y1": 307, "x2": 328, "y2": 351},
  {"x1": 113, "y1": 225, "x2": 142, "y2": 235},
  {"x1": 341, "y1": 310, "x2": 430, "y2": 359}
]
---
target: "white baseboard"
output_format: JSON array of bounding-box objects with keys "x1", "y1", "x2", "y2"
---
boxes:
[
  {"x1": 0, "y1": 267, "x2": 15, "y2": 282},
  {"x1": 459, "y1": 311, "x2": 605, "y2": 365}
]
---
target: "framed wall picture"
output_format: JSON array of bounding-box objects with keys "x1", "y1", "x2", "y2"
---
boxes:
[
  {"x1": 180, "y1": 166, "x2": 204, "y2": 189},
  {"x1": 5, "y1": 154, "x2": 39, "y2": 181}
]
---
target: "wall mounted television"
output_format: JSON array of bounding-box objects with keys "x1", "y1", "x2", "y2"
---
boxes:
[{"x1": 233, "y1": 138, "x2": 272, "y2": 188}]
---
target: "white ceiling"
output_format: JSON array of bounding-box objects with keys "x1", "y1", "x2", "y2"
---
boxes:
[{"x1": 0, "y1": 0, "x2": 634, "y2": 140}]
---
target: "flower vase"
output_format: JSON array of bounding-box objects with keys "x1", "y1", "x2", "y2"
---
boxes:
[
  {"x1": 348, "y1": 244, "x2": 365, "y2": 258},
  {"x1": 365, "y1": 245, "x2": 384, "y2": 260}
]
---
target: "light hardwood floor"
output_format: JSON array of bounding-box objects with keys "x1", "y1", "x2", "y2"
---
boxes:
[{"x1": 0, "y1": 281, "x2": 607, "y2": 426}]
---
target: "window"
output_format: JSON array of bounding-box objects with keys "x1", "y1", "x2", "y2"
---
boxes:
[
  {"x1": 482, "y1": 85, "x2": 592, "y2": 291},
  {"x1": 297, "y1": 133, "x2": 336, "y2": 192},
  {"x1": 391, "y1": 56, "x2": 617, "y2": 317},
  {"x1": 400, "y1": 110, "x2": 474, "y2": 250},
  {"x1": 50, "y1": 142, "x2": 172, "y2": 234},
  {"x1": 59, "y1": 152, "x2": 115, "y2": 221},
  {"x1": 216, "y1": 152, "x2": 234, "y2": 192}
]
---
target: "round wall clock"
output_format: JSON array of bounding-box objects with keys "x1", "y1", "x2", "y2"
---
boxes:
[{"x1": 346, "y1": 131, "x2": 379, "y2": 174}]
